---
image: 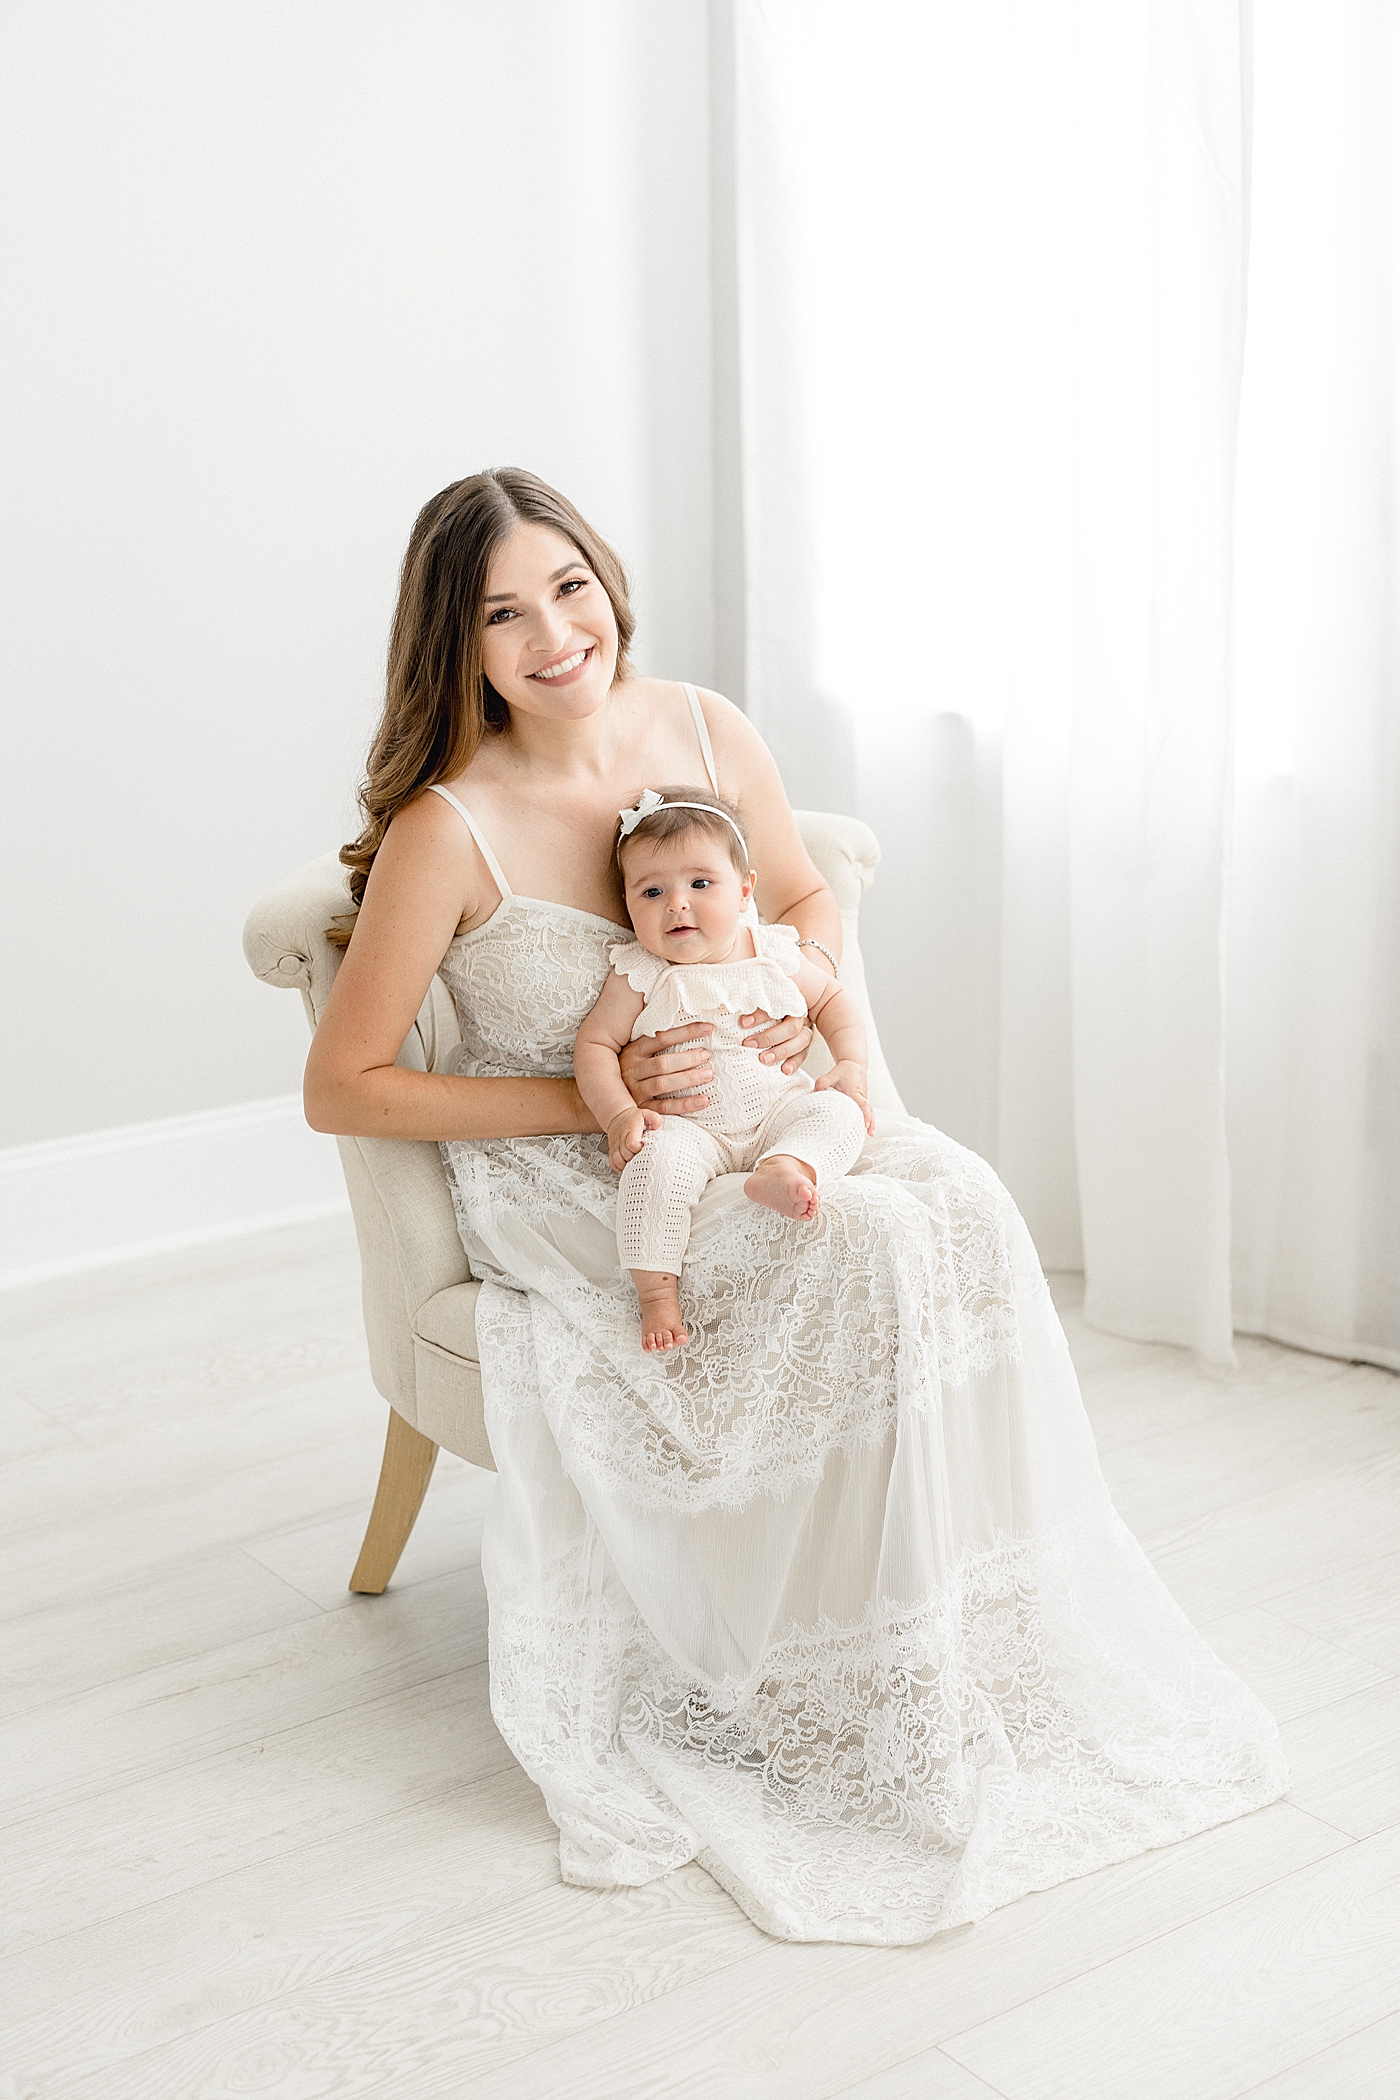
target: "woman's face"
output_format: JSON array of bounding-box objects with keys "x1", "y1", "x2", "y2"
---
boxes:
[{"x1": 479, "y1": 522, "x2": 619, "y2": 723}]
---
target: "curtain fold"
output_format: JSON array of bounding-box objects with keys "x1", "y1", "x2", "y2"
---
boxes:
[
  {"x1": 718, "y1": 0, "x2": 1397, "y2": 1366},
  {"x1": 1226, "y1": 0, "x2": 1399, "y2": 1369}
]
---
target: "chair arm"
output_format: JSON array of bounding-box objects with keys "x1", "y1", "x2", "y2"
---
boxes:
[
  {"x1": 242, "y1": 850, "x2": 461, "y2": 1063},
  {"x1": 242, "y1": 850, "x2": 350, "y2": 1023},
  {"x1": 792, "y1": 809, "x2": 904, "y2": 1114},
  {"x1": 242, "y1": 848, "x2": 470, "y2": 1418},
  {"x1": 792, "y1": 809, "x2": 880, "y2": 915},
  {"x1": 336, "y1": 1132, "x2": 474, "y2": 1420}
]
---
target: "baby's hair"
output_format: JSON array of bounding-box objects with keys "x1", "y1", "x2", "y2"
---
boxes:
[{"x1": 615, "y1": 785, "x2": 751, "y2": 880}]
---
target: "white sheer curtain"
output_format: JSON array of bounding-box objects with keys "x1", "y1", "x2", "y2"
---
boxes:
[
  {"x1": 717, "y1": 0, "x2": 1397, "y2": 1368},
  {"x1": 1227, "y1": 4, "x2": 1399, "y2": 1369}
]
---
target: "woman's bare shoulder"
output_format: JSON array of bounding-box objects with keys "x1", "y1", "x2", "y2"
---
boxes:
[
  {"x1": 689, "y1": 683, "x2": 745, "y2": 725},
  {"x1": 688, "y1": 688, "x2": 787, "y2": 791},
  {"x1": 382, "y1": 783, "x2": 474, "y2": 851},
  {"x1": 683, "y1": 685, "x2": 765, "y2": 756},
  {"x1": 626, "y1": 672, "x2": 689, "y2": 702},
  {"x1": 372, "y1": 788, "x2": 490, "y2": 925}
]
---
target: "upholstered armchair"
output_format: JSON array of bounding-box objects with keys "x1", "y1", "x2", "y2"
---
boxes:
[{"x1": 242, "y1": 811, "x2": 904, "y2": 1594}]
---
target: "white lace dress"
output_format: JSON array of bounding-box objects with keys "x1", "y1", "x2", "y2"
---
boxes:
[{"x1": 438, "y1": 895, "x2": 1289, "y2": 1946}]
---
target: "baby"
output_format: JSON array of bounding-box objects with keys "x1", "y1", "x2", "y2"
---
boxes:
[{"x1": 574, "y1": 785, "x2": 873, "y2": 1352}]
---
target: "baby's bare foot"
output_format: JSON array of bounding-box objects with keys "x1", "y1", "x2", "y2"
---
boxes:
[
  {"x1": 634, "y1": 1274, "x2": 688, "y2": 1352},
  {"x1": 744, "y1": 1154, "x2": 820, "y2": 1221}
]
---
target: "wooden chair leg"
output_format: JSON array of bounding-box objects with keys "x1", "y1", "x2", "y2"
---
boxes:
[{"x1": 349, "y1": 1408, "x2": 439, "y2": 1594}]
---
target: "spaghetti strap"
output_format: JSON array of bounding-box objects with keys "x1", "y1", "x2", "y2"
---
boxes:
[
  {"x1": 426, "y1": 783, "x2": 514, "y2": 898},
  {"x1": 682, "y1": 683, "x2": 720, "y2": 795}
]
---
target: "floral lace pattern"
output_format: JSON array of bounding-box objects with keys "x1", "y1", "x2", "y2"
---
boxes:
[
  {"x1": 438, "y1": 896, "x2": 623, "y2": 1079},
  {"x1": 455, "y1": 1125, "x2": 1024, "y2": 1512},
  {"x1": 485, "y1": 1509, "x2": 1289, "y2": 1943},
  {"x1": 440, "y1": 897, "x2": 1290, "y2": 1944}
]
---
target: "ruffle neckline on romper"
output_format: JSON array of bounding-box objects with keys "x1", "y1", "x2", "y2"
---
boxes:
[{"x1": 609, "y1": 923, "x2": 809, "y2": 1035}]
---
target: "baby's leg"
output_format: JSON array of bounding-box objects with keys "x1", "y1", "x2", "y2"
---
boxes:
[
  {"x1": 744, "y1": 1089, "x2": 868, "y2": 1223},
  {"x1": 617, "y1": 1119, "x2": 723, "y2": 1351}
]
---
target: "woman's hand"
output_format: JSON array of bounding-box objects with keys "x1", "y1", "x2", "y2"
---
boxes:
[
  {"x1": 739, "y1": 1008, "x2": 814, "y2": 1076},
  {"x1": 814, "y1": 1059, "x2": 876, "y2": 1135},
  {"x1": 606, "y1": 1105, "x2": 663, "y2": 1172},
  {"x1": 619, "y1": 1022, "x2": 716, "y2": 1115}
]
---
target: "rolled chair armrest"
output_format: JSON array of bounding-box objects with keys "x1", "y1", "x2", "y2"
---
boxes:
[
  {"x1": 792, "y1": 809, "x2": 902, "y2": 1114},
  {"x1": 792, "y1": 808, "x2": 880, "y2": 915},
  {"x1": 242, "y1": 849, "x2": 350, "y2": 1020}
]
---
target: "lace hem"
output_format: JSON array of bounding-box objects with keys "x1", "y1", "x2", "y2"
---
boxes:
[{"x1": 486, "y1": 1520, "x2": 1291, "y2": 1943}]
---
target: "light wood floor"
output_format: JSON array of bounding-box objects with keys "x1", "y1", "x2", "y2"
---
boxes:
[{"x1": 3, "y1": 1218, "x2": 1398, "y2": 2099}]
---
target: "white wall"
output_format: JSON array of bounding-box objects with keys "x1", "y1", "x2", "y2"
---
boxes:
[{"x1": 1, "y1": 0, "x2": 713, "y2": 1149}]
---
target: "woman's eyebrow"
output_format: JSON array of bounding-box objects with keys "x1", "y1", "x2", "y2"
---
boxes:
[{"x1": 485, "y1": 563, "x2": 584, "y2": 603}]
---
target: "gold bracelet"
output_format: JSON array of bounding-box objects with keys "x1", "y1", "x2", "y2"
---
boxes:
[{"x1": 796, "y1": 938, "x2": 838, "y2": 977}]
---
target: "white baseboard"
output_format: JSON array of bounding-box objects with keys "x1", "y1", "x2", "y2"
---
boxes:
[{"x1": 0, "y1": 1096, "x2": 350, "y2": 1291}]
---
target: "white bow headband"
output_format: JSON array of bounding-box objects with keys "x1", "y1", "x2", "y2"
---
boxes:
[{"x1": 617, "y1": 788, "x2": 750, "y2": 864}]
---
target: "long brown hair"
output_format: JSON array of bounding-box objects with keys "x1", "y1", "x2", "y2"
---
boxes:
[{"x1": 330, "y1": 468, "x2": 635, "y2": 943}]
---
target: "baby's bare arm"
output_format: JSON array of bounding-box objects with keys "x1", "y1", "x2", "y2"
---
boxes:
[
  {"x1": 791, "y1": 960, "x2": 873, "y2": 1131},
  {"x1": 793, "y1": 961, "x2": 868, "y2": 1069},
  {"x1": 574, "y1": 973, "x2": 649, "y2": 1130}
]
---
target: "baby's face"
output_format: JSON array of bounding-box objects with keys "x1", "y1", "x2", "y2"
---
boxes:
[{"x1": 622, "y1": 829, "x2": 755, "y2": 965}]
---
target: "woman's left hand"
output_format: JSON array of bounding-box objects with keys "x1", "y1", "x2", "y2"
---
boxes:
[{"x1": 740, "y1": 1008, "x2": 814, "y2": 1075}]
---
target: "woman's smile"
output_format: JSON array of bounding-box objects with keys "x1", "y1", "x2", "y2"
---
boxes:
[{"x1": 530, "y1": 645, "x2": 593, "y2": 684}]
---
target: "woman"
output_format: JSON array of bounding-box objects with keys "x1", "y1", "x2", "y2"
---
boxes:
[{"x1": 305, "y1": 468, "x2": 1287, "y2": 1946}]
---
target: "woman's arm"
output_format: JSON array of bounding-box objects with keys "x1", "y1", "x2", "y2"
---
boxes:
[
  {"x1": 701, "y1": 693, "x2": 843, "y2": 954},
  {"x1": 303, "y1": 794, "x2": 598, "y2": 1141},
  {"x1": 698, "y1": 690, "x2": 843, "y2": 1071}
]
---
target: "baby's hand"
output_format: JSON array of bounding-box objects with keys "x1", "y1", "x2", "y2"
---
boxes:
[
  {"x1": 607, "y1": 1106, "x2": 664, "y2": 1172},
  {"x1": 814, "y1": 1061, "x2": 875, "y2": 1135}
]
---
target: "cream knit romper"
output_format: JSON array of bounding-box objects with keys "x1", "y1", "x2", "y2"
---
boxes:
[{"x1": 611, "y1": 923, "x2": 868, "y2": 1276}]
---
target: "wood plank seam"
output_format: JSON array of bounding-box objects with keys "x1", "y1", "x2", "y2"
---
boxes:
[
  {"x1": 1231, "y1": 2009, "x2": 1400, "y2": 2100},
  {"x1": 0, "y1": 1659, "x2": 504, "y2": 1855}
]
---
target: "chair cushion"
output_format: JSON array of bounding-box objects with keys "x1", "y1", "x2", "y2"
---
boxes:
[{"x1": 413, "y1": 1279, "x2": 482, "y2": 1362}]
